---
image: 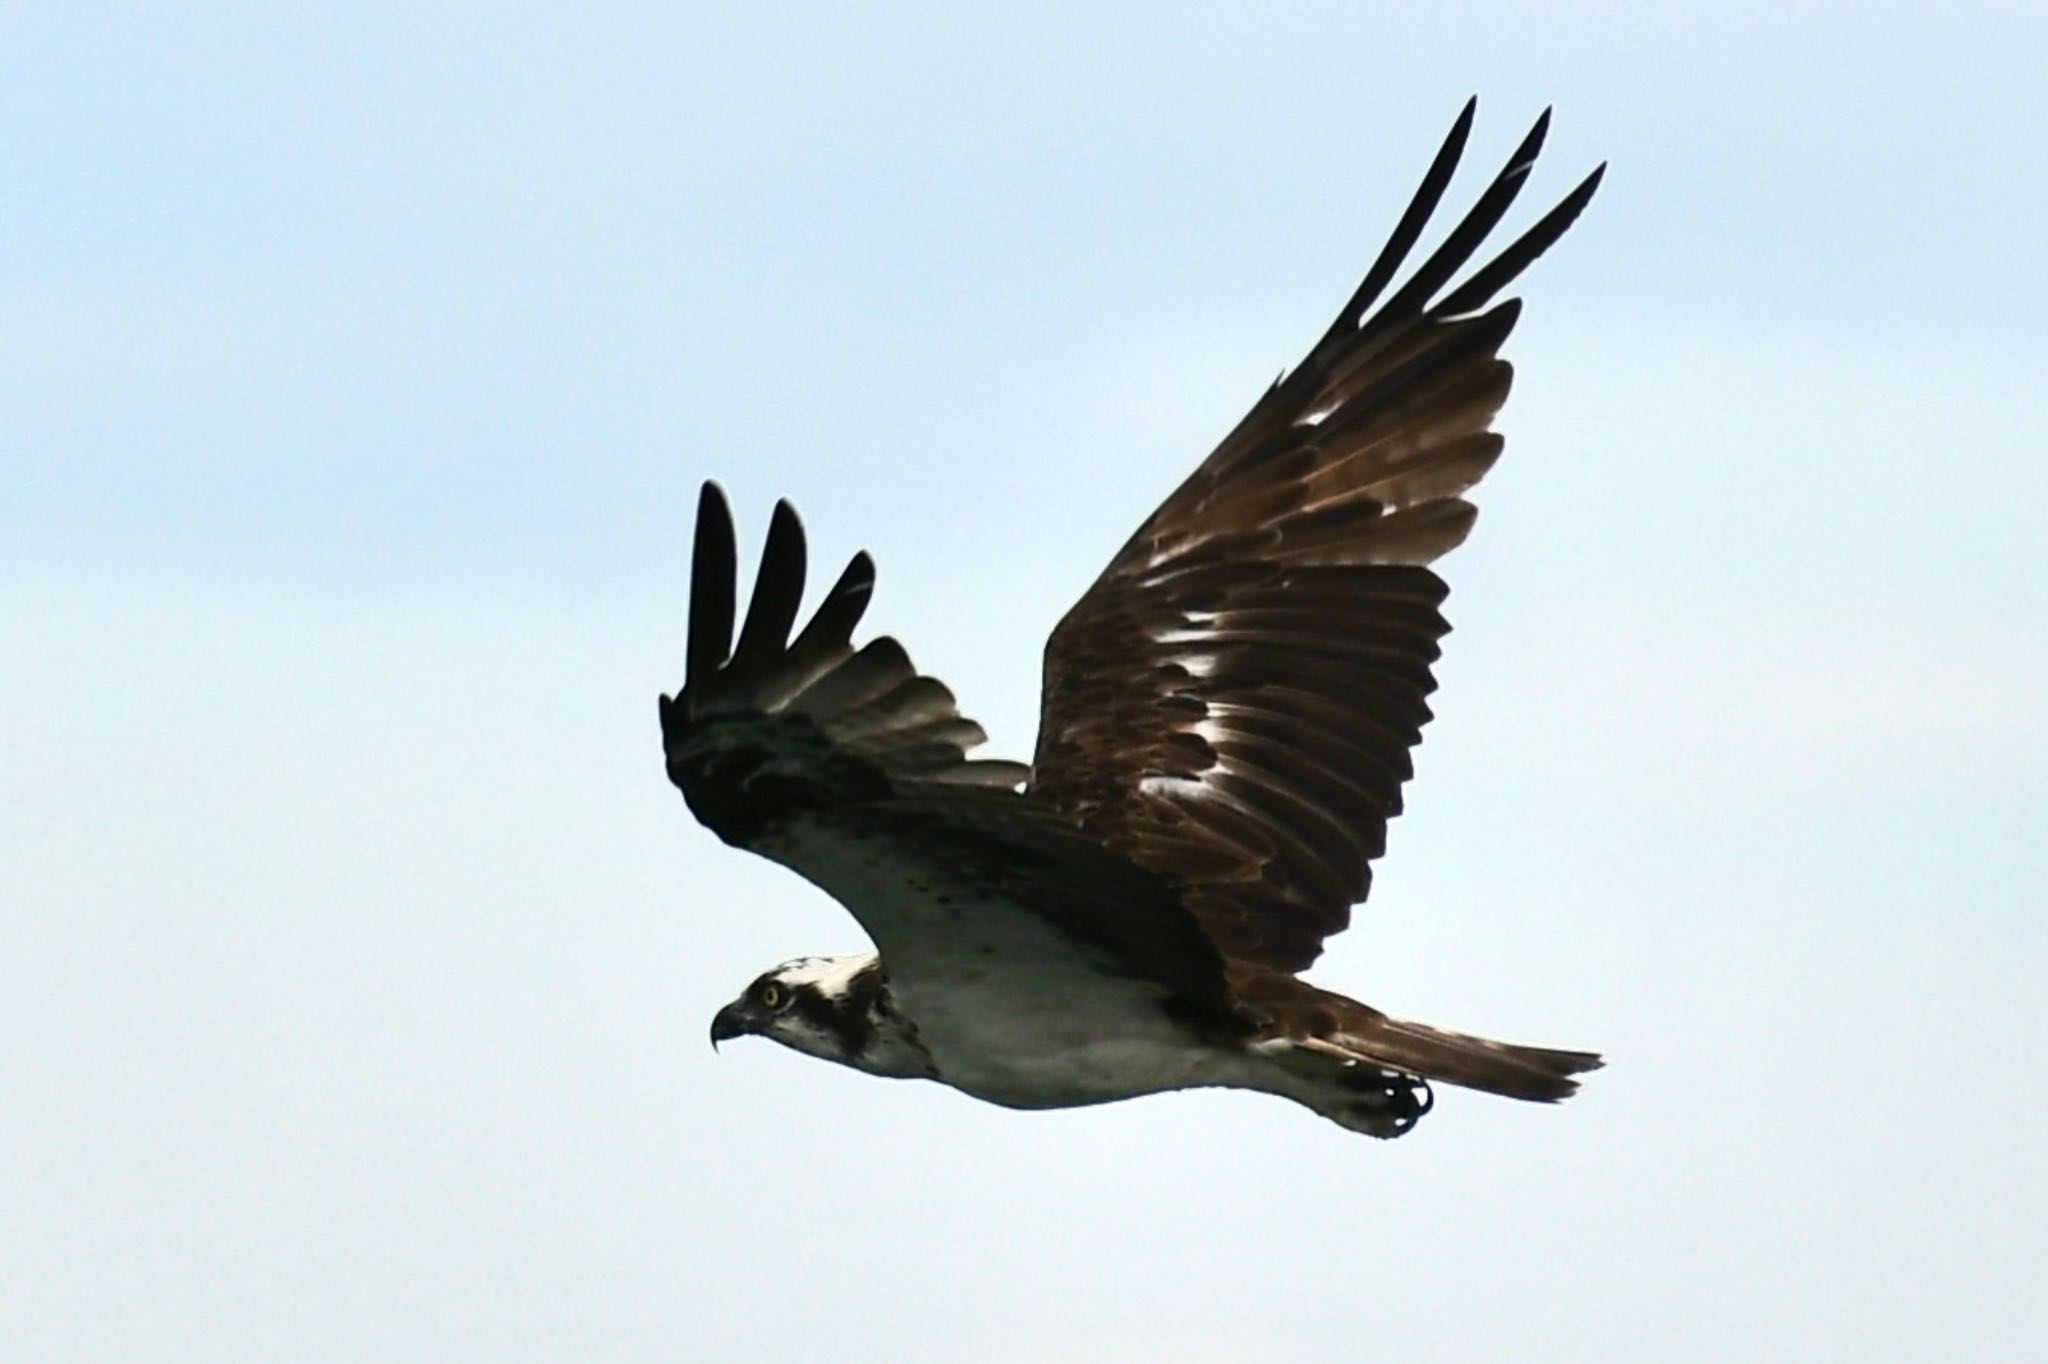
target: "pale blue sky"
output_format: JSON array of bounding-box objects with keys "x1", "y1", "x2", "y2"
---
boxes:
[{"x1": 6, "y1": 6, "x2": 2045, "y2": 1362}]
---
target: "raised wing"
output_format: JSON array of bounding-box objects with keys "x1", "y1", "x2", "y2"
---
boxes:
[
  {"x1": 1029, "y1": 102, "x2": 1603, "y2": 974},
  {"x1": 661, "y1": 482, "x2": 1029, "y2": 848},
  {"x1": 662, "y1": 484, "x2": 1234, "y2": 1010}
]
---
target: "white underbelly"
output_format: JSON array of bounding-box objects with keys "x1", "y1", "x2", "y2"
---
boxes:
[
  {"x1": 759, "y1": 819, "x2": 1233, "y2": 1109},
  {"x1": 899, "y1": 957, "x2": 1226, "y2": 1109}
]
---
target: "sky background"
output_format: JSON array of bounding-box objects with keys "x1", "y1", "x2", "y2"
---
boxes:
[{"x1": 6, "y1": 4, "x2": 2045, "y2": 1361}]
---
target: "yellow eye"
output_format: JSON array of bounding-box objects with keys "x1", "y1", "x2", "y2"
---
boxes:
[{"x1": 759, "y1": 983, "x2": 784, "y2": 1009}]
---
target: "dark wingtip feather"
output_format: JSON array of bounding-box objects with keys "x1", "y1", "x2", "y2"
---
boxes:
[
  {"x1": 1325, "y1": 99, "x2": 1477, "y2": 340},
  {"x1": 1518, "y1": 106, "x2": 1553, "y2": 169},
  {"x1": 1357, "y1": 106, "x2": 1563, "y2": 335},
  {"x1": 686, "y1": 482, "x2": 738, "y2": 697},
  {"x1": 782, "y1": 548, "x2": 879, "y2": 679},
  {"x1": 731, "y1": 498, "x2": 809, "y2": 675},
  {"x1": 1435, "y1": 158, "x2": 1605, "y2": 317}
]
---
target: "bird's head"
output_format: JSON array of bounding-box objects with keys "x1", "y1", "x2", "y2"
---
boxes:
[{"x1": 709, "y1": 953, "x2": 933, "y2": 1079}]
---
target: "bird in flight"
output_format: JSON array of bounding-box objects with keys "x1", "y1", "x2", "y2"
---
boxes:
[{"x1": 663, "y1": 101, "x2": 1603, "y2": 1139}]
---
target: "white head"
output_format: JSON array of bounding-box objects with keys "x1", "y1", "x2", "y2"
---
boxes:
[{"x1": 709, "y1": 953, "x2": 934, "y2": 1080}]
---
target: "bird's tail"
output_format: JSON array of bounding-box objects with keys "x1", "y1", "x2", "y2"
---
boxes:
[
  {"x1": 1251, "y1": 993, "x2": 1601, "y2": 1138},
  {"x1": 1334, "y1": 1012, "x2": 1602, "y2": 1102}
]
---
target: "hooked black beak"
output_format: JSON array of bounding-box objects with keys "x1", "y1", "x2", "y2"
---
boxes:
[{"x1": 709, "y1": 1002, "x2": 750, "y2": 1050}]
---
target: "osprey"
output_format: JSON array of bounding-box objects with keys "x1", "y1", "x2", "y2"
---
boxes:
[{"x1": 664, "y1": 102, "x2": 1603, "y2": 1139}]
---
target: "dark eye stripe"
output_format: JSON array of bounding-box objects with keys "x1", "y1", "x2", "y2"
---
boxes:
[{"x1": 785, "y1": 983, "x2": 877, "y2": 1058}]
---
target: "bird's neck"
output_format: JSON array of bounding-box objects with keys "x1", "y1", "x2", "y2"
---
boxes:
[{"x1": 835, "y1": 961, "x2": 939, "y2": 1081}]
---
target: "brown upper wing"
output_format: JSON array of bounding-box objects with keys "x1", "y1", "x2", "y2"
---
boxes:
[{"x1": 1028, "y1": 102, "x2": 1603, "y2": 974}]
